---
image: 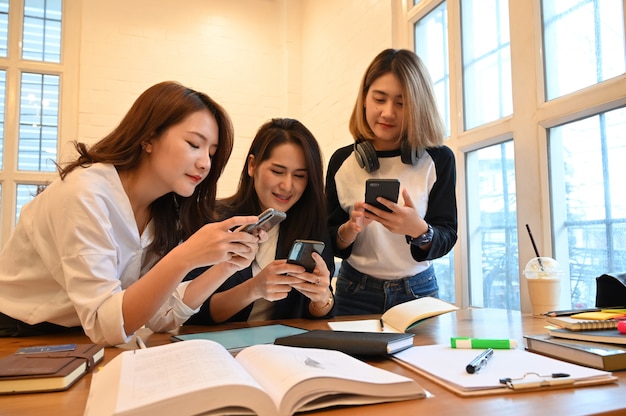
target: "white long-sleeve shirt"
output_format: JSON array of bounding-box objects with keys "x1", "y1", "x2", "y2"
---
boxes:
[{"x1": 0, "y1": 163, "x2": 197, "y2": 345}]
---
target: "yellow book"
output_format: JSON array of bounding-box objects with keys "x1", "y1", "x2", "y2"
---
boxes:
[{"x1": 570, "y1": 311, "x2": 626, "y2": 320}]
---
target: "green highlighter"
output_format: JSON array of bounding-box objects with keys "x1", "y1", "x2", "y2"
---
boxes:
[{"x1": 450, "y1": 337, "x2": 518, "y2": 349}]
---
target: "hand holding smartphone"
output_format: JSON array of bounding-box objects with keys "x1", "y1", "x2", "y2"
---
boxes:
[
  {"x1": 365, "y1": 179, "x2": 400, "y2": 213},
  {"x1": 235, "y1": 208, "x2": 286, "y2": 236},
  {"x1": 286, "y1": 239, "x2": 325, "y2": 273}
]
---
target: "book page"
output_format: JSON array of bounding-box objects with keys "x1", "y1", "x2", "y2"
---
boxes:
[
  {"x1": 381, "y1": 297, "x2": 458, "y2": 332},
  {"x1": 327, "y1": 319, "x2": 400, "y2": 333},
  {"x1": 86, "y1": 340, "x2": 273, "y2": 416},
  {"x1": 236, "y1": 344, "x2": 424, "y2": 415}
]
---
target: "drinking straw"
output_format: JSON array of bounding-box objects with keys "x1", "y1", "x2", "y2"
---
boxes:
[{"x1": 525, "y1": 224, "x2": 545, "y2": 271}]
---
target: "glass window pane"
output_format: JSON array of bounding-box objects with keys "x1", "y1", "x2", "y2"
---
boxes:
[
  {"x1": 467, "y1": 141, "x2": 519, "y2": 309},
  {"x1": 549, "y1": 107, "x2": 626, "y2": 308},
  {"x1": 15, "y1": 183, "x2": 44, "y2": 222},
  {"x1": 414, "y1": 1, "x2": 450, "y2": 137},
  {"x1": 0, "y1": 70, "x2": 5, "y2": 170},
  {"x1": 22, "y1": 0, "x2": 62, "y2": 63},
  {"x1": 543, "y1": 0, "x2": 626, "y2": 100},
  {"x1": 18, "y1": 72, "x2": 59, "y2": 172},
  {"x1": 433, "y1": 252, "x2": 455, "y2": 304},
  {"x1": 0, "y1": 0, "x2": 8, "y2": 58},
  {"x1": 461, "y1": 0, "x2": 512, "y2": 130}
]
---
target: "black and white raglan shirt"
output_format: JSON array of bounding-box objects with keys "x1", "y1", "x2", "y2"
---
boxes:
[{"x1": 325, "y1": 143, "x2": 458, "y2": 280}]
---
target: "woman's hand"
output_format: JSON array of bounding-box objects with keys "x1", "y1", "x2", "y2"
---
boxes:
[
  {"x1": 288, "y1": 252, "x2": 331, "y2": 304},
  {"x1": 362, "y1": 188, "x2": 429, "y2": 237},
  {"x1": 336, "y1": 202, "x2": 373, "y2": 247},
  {"x1": 178, "y1": 216, "x2": 261, "y2": 270},
  {"x1": 248, "y1": 260, "x2": 310, "y2": 301}
]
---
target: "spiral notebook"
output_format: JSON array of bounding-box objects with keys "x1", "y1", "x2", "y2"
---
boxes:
[{"x1": 546, "y1": 316, "x2": 622, "y2": 331}]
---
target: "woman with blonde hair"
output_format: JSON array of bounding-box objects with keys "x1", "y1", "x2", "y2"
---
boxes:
[{"x1": 326, "y1": 49, "x2": 457, "y2": 315}]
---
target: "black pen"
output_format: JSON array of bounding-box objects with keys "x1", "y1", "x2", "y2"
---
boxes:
[
  {"x1": 542, "y1": 307, "x2": 600, "y2": 317},
  {"x1": 466, "y1": 348, "x2": 494, "y2": 374},
  {"x1": 379, "y1": 319, "x2": 385, "y2": 331},
  {"x1": 543, "y1": 306, "x2": 626, "y2": 317}
]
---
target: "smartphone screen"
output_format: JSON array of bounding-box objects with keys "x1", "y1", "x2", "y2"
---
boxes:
[
  {"x1": 365, "y1": 179, "x2": 400, "y2": 213},
  {"x1": 237, "y1": 208, "x2": 286, "y2": 235},
  {"x1": 286, "y1": 240, "x2": 325, "y2": 273}
]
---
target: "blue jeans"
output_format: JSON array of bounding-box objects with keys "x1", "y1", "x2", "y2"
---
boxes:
[{"x1": 334, "y1": 261, "x2": 439, "y2": 315}]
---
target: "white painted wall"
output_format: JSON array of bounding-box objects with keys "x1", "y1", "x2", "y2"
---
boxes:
[{"x1": 75, "y1": 0, "x2": 393, "y2": 197}]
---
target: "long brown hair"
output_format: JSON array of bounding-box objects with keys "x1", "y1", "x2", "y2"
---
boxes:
[
  {"x1": 349, "y1": 48, "x2": 445, "y2": 150},
  {"x1": 218, "y1": 118, "x2": 326, "y2": 255},
  {"x1": 59, "y1": 81, "x2": 234, "y2": 255}
]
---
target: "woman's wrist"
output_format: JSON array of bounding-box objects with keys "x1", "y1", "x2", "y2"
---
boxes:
[
  {"x1": 309, "y1": 291, "x2": 334, "y2": 316},
  {"x1": 337, "y1": 224, "x2": 355, "y2": 245}
]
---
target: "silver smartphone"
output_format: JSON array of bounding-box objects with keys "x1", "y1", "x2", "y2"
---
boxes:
[{"x1": 236, "y1": 208, "x2": 286, "y2": 236}]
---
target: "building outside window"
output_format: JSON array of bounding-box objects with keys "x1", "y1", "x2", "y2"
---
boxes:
[{"x1": 407, "y1": 0, "x2": 626, "y2": 311}]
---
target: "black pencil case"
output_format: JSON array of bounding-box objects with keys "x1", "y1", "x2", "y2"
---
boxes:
[{"x1": 595, "y1": 272, "x2": 626, "y2": 307}]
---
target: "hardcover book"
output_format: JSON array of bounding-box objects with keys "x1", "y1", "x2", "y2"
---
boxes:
[
  {"x1": 84, "y1": 339, "x2": 426, "y2": 416},
  {"x1": 524, "y1": 333, "x2": 626, "y2": 371},
  {"x1": 0, "y1": 343, "x2": 104, "y2": 394},
  {"x1": 274, "y1": 329, "x2": 415, "y2": 356}
]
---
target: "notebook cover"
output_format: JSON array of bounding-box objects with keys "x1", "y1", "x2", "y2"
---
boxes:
[
  {"x1": 274, "y1": 329, "x2": 415, "y2": 356},
  {"x1": 171, "y1": 324, "x2": 308, "y2": 352},
  {"x1": 0, "y1": 343, "x2": 104, "y2": 393},
  {"x1": 549, "y1": 328, "x2": 626, "y2": 345}
]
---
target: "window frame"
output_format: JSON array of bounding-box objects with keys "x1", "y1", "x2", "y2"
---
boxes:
[
  {"x1": 0, "y1": 0, "x2": 79, "y2": 245},
  {"x1": 396, "y1": 0, "x2": 626, "y2": 312}
]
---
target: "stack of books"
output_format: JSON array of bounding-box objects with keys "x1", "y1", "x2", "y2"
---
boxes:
[{"x1": 524, "y1": 310, "x2": 626, "y2": 371}]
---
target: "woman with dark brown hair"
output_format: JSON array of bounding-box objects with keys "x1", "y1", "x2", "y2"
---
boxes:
[
  {"x1": 0, "y1": 81, "x2": 262, "y2": 345},
  {"x1": 185, "y1": 118, "x2": 335, "y2": 324}
]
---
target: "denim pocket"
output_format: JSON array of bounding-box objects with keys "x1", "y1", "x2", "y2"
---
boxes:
[
  {"x1": 336, "y1": 275, "x2": 359, "y2": 295},
  {"x1": 408, "y1": 273, "x2": 439, "y2": 298}
]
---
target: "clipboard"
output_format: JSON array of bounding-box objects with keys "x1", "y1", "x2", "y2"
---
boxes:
[{"x1": 391, "y1": 344, "x2": 617, "y2": 397}]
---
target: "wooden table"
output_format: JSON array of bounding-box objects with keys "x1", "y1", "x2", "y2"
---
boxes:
[{"x1": 1, "y1": 308, "x2": 624, "y2": 415}]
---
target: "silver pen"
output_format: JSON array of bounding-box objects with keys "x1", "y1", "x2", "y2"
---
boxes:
[{"x1": 136, "y1": 336, "x2": 148, "y2": 349}]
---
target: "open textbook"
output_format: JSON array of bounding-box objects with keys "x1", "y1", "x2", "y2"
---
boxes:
[
  {"x1": 329, "y1": 296, "x2": 459, "y2": 333},
  {"x1": 84, "y1": 339, "x2": 426, "y2": 416}
]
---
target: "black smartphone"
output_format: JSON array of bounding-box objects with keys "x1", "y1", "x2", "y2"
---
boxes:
[
  {"x1": 236, "y1": 208, "x2": 286, "y2": 236},
  {"x1": 286, "y1": 239, "x2": 325, "y2": 273},
  {"x1": 365, "y1": 179, "x2": 400, "y2": 213}
]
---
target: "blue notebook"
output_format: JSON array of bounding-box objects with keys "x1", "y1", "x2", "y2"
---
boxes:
[{"x1": 171, "y1": 324, "x2": 308, "y2": 352}]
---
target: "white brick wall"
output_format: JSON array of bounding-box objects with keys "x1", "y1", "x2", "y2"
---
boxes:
[
  {"x1": 76, "y1": 0, "x2": 392, "y2": 197},
  {"x1": 300, "y1": 0, "x2": 392, "y2": 173}
]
